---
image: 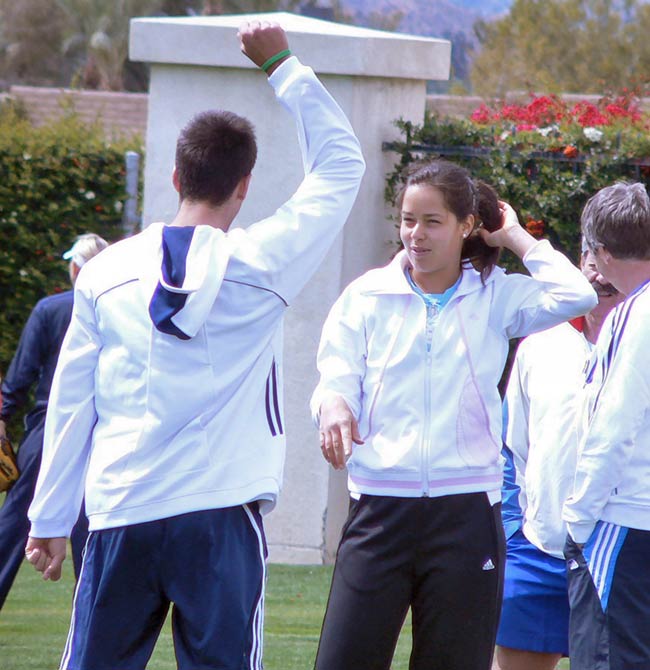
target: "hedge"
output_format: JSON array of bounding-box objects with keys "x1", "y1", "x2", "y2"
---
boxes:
[
  {"x1": 0, "y1": 100, "x2": 142, "y2": 377},
  {"x1": 385, "y1": 92, "x2": 650, "y2": 269}
]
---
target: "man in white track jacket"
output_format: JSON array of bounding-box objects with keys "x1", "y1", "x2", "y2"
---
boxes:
[
  {"x1": 25, "y1": 22, "x2": 364, "y2": 670},
  {"x1": 562, "y1": 182, "x2": 650, "y2": 670}
]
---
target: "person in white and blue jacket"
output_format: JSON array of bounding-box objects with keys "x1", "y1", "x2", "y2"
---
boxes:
[
  {"x1": 496, "y1": 244, "x2": 623, "y2": 670},
  {"x1": 25, "y1": 21, "x2": 364, "y2": 670},
  {"x1": 311, "y1": 160, "x2": 596, "y2": 670},
  {"x1": 563, "y1": 182, "x2": 650, "y2": 670}
]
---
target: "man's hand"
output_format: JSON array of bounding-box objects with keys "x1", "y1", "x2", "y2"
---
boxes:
[
  {"x1": 25, "y1": 537, "x2": 67, "y2": 581},
  {"x1": 319, "y1": 396, "x2": 364, "y2": 470},
  {"x1": 238, "y1": 20, "x2": 290, "y2": 75}
]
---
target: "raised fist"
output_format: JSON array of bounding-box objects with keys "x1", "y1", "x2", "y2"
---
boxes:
[{"x1": 238, "y1": 21, "x2": 290, "y2": 75}]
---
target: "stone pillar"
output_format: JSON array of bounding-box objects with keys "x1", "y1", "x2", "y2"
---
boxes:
[{"x1": 130, "y1": 12, "x2": 450, "y2": 563}]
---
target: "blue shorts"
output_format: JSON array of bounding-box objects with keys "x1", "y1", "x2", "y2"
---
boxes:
[
  {"x1": 496, "y1": 529, "x2": 569, "y2": 655},
  {"x1": 61, "y1": 505, "x2": 267, "y2": 670}
]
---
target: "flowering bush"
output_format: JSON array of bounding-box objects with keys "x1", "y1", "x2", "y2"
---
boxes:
[
  {"x1": 464, "y1": 91, "x2": 650, "y2": 161},
  {"x1": 0, "y1": 102, "x2": 142, "y2": 375},
  {"x1": 385, "y1": 91, "x2": 650, "y2": 270},
  {"x1": 470, "y1": 92, "x2": 644, "y2": 130}
]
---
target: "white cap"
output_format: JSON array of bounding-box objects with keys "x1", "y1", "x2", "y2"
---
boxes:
[{"x1": 62, "y1": 233, "x2": 109, "y2": 268}]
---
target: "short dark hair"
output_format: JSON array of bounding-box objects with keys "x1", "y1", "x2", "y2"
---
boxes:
[
  {"x1": 397, "y1": 159, "x2": 502, "y2": 281},
  {"x1": 581, "y1": 182, "x2": 650, "y2": 260},
  {"x1": 174, "y1": 110, "x2": 257, "y2": 207}
]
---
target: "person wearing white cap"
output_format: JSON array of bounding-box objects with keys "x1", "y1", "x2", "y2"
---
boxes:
[
  {"x1": 62, "y1": 232, "x2": 109, "y2": 284},
  {"x1": 0, "y1": 231, "x2": 107, "y2": 610}
]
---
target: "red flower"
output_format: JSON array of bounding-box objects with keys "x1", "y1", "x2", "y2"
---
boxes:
[
  {"x1": 470, "y1": 104, "x2": 492, "y2": 124},
  {"x1": 570, "y1": 102, "x2": 610, "y2": 127},
  {"x1": 525, "y1": 94, "x2": 567, "y2": 126},
  {"x1": 563, "y1": 145, "x2": 578, "y2": 159},
  {"x1": 525, "y1": 219, "x2": 545, "y2": 237}
]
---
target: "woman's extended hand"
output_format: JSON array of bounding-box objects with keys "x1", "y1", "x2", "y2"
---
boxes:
[{"x1": 319, "y1": 395, "x2": 364, "y2": 470}]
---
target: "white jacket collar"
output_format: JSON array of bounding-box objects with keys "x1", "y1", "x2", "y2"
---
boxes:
[{"x1": 361, "y1": 249, "x2": 504, "y2": 297}]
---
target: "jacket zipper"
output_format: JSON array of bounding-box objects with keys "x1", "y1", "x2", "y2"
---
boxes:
[{"x1": 421, "y1": 302, "x2": 438, "y2": 496}]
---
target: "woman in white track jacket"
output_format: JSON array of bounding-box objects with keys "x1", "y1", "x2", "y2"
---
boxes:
[{"x1": 311, "y1": 160, "x2": 597, "y2": 670}]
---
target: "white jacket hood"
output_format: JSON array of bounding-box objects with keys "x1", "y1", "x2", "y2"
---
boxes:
[{"x1": 147, "y1": 223, "x2": 230, "y2": 340}]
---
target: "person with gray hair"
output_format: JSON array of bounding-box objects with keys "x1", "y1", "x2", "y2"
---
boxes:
[
  {"x1": 0, "y1": 231, "x2": 108, "y2": 610},
  {"x1": 562, "y1": 181, "x2": 650, "y2": 670}
]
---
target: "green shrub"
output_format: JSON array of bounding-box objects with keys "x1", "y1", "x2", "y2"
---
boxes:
[
  {"x1": 386, "y1": 93, "x2": 650, "y2": 269},
  {"x1": 0, "y1": 103, "x2": 142, "y2": 376}
]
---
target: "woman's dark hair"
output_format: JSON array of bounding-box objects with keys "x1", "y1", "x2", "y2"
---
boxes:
[{"x1": 397, "y1": 159, "x2": 502, "y2": 281}]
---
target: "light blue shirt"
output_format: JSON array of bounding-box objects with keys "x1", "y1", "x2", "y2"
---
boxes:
[
  {"x1": 406, "y1": 270, "x2": 461, "y2": 310},
  {"x1": 406, "y1": 271, "x2": 461, "y2": 353}
]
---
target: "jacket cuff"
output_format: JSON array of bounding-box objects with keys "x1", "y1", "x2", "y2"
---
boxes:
[
  {"x1": 29, "y1": 520, "x2": 71, "y2": 540},
  {"x1": 267, "y1": 55, "x2": 302, "y2": 92},
  {"x1": 566, "y1": 520, "x2": 596, "y2": 544}
]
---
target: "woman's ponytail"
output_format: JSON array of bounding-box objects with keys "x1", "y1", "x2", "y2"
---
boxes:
[{"x1": 462, "y1": 180, "x2": 501, "y2": 281}]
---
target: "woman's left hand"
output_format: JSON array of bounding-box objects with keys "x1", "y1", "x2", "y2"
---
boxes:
[{"x1": 478, "y1": 201, "x2": 537, "y2": 258}]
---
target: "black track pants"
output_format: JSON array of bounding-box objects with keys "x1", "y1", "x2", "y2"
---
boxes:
[{"x1": 315, "y1": 492, "x2": 505, "y2": 670}]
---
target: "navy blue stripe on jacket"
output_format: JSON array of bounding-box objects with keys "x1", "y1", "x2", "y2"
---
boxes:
[
  {"x1": 264, "y1": 360, "x2": 283, "y2": 437},
  {"x1": 148, "y1": 226, "x2": 195, "y2": 340}
]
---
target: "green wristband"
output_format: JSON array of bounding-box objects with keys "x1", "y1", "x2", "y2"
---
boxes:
[{"x1": 260, "y1": 49, "x2": 292, "y2": 73}]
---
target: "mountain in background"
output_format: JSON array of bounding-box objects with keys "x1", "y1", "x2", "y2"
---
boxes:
[
  {"x1": 445, "y1": 0, "x2": 512, "y2": 15},
  {"x1": 342, "y1": 0, "x2": 511, "y2": 35},
  {"x1": 338, "y1": 0, "x2": 513, "y2": 88}
]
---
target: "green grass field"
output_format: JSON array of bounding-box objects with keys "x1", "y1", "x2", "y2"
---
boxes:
[
  {"x1": 0, "y1": 556, "x2": 570, "y2": 669},
  {"x1": 0, "y1": 558, "x2": 414, "y2": 670}
]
